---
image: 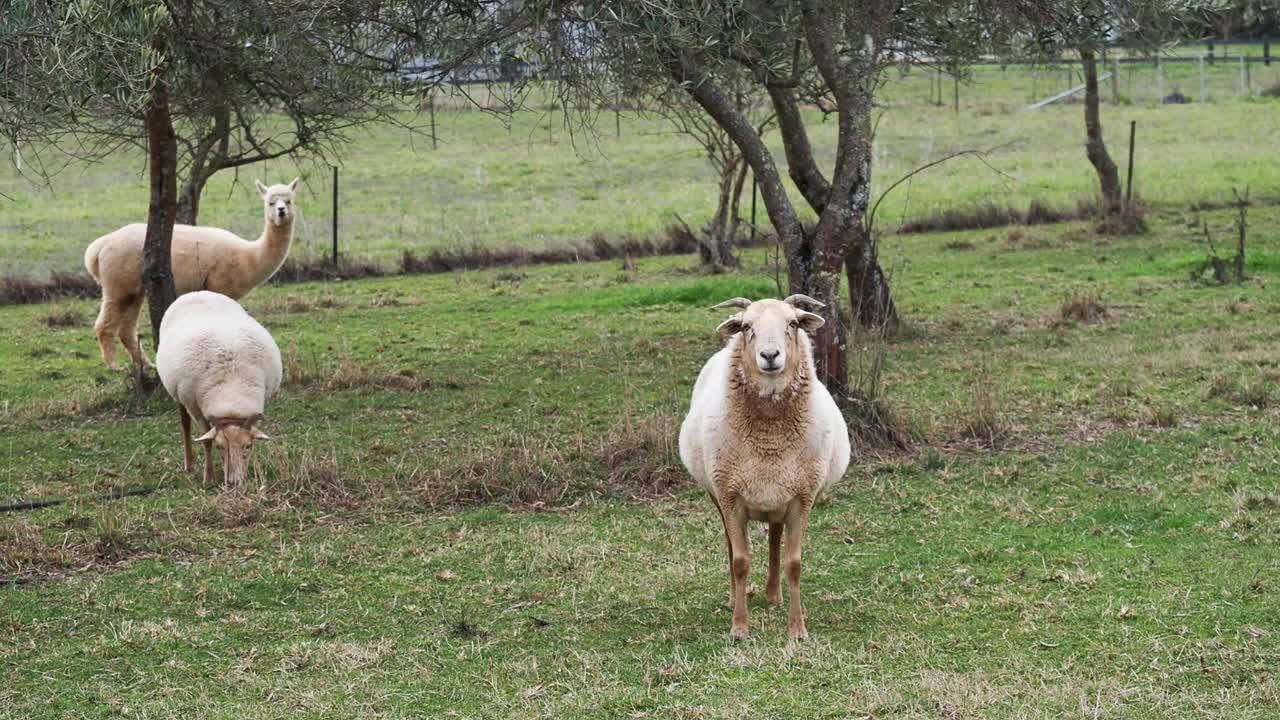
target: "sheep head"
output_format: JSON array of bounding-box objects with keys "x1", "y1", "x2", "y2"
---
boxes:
[
  {"x1": 256, "y1": 177, "x2": 300, "y2": 227},
  {"x1": 197, "y1": 416, "x2": 271, "y2": 486},
  {"x1": 715, "y1": 298, "x2": 824, "y2": 395}
]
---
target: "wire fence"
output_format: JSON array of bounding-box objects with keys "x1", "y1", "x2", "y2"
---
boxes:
[{"x1": 5, "y1": 44, "x2": 1280, "y2": 279}]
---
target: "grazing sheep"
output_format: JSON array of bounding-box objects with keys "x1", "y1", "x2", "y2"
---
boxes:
[
  {"x1": 84, "y1": 178, "x2": 300, "y2": 370},
  {"x1": 679, "y1": 295, "x2": 852, "y2": 641},
  {"x1": 156, "y1": 291, "x2": 282, "y2": 486}
]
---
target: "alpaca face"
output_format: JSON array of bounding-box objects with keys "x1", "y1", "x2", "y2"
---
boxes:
[{"x1": 256, "y1": 177, "x2": 300, "y2": 227}]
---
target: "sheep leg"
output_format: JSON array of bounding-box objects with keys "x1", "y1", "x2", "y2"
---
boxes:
[
  {"x1": 765, "y1": 522, "x2": 784, "y2": 607},
  {"x1": 93, "y1": 298, "x2": 124, "y2": 371},
  {"x1": 116, "y1": 295, "x2": 153, "y2": 370},
  {"x1": 784, "y1": 497, "x2": 814, "y2": 641},
  {"x1": 178, "y1": 404, "x2": 194, "y2": 472},
  {"x1": 708, "y1": 492, "x2": 736, "y2": 607},
  {"x1": 722, "y1": 497, "x2": 751, "y2": 641}
]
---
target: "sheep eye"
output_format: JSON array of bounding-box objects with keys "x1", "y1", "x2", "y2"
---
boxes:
[{"x1": 789, "y1": 320, "x2": 799, "y2": 329}]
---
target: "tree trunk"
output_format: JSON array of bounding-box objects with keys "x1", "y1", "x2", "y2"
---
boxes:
[
  {"x1": 175, "y1": 176, "x2": 203, "y2": 225},
  {"x1": 142, "y1": 50, "x2": 179, "y2": 347},
  {"x1": 1081, "y1": 48, "x2": 1122, "y2": 214},
  {"x1": 701, "y1": 157, "x2": 740, "y2": 270}
]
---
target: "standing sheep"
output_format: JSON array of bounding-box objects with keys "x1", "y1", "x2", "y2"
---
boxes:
[
  {"x1": 156, "y1": 291, "x2": 282, "y2": 486},
  {"x1": 679, "y1": 295, "x2": 852, "y2": 641},
  {"x1": 84, "y1": 178, "x2": 300, "y2": 371}
]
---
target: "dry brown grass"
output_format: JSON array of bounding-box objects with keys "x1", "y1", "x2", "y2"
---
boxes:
[
  {"x1": 1056, "y1": 288, "x2": 1109, "y2": 326},
  {"x1": 415, "y1": 407, "x2": 686, "y2": 507},
  {"x1": 42, "y1": 305, "x2": 88, "y2": 327},
  {"x1": 282, "y1": 345, "x2": 460, "y2": 393},
  {"x1": 955, "y1": 362, "x2": 1006, "y2": 448}
]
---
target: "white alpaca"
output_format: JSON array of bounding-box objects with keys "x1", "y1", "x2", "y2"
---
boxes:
[{"x1": 84, "y1": 178, "x2": 299, "y2": 370}]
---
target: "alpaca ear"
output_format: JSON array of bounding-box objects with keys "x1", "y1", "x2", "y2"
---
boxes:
[
  {"x1": 288, "y1": 177, "x2": 299, "y2": 192},
  {"x1": 716, "y1": 314, "x2": 744, "y2": 341},
  {"x1": 196, "y1": 428, "x2": 218, "y2": 442},
  {"x1": 255, "y1": 179, "x2": 267, "y2": 196},
  {"x1": 795, "y1": 310, "x2": 825, "y2": 334}
]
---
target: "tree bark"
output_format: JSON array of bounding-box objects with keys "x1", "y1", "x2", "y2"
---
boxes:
[
  {"x1": 1081, "y1": 48, "x2": 1122, "y2": 214},
  {"x1": 142, "y1": 48, "x2": 179, "y2": 347},
  {"x1": 175, "y1": 177, "x2": 202, "y2": 225}
]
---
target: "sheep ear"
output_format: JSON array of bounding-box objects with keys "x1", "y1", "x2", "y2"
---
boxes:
[
  {"x1": 196, "y1": 428, "x2": 217, "y2": 442},
  {"x1": 288, "y1": 177, "x2": 299, "y2": 192},
  {"x1": 783, "y1": 294, "x2": 825, "y2": 311},
  {"x1": 713, "y1": 297, "x2": 752, "y2": 310},
  {"x1": 251, "y1": 428, "x2": 271, "y2": 440},
  {"x1": 716, "y1": 315, "x2": 744, "y2": 340},
  {"x1": 255, "y1": 179, "x2": 267, "y2": 196},
  {"x1": 795, "y1": 310, "x2": 825, "y2": 333}
]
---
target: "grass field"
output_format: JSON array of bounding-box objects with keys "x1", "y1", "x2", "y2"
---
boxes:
[
  {"x1": 4, "y1": 186, "x2": 1280, "y2": 716},
  {"x1": 3, "y1": 65, "x2": 1280, "y2": 279}
]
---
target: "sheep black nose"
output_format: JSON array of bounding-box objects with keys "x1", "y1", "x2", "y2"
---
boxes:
[{"x1": 760, "y1": 350, "x2": 780, "y2": 364}]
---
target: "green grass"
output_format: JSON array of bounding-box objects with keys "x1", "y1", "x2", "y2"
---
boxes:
[
  {"x1": 4, "y1": 199, "x2": 1280, "y2": 716},
  {"x1": 4, "y1": 67, "x2": 1280, "y2": 278}
]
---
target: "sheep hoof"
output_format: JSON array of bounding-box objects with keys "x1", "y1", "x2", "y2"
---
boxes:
[
  {"x1": 766, "y1": 589, "x2": 782, "y2": 607},
  {"x1": 788, "y1": 626, "x2": 810, "y2": 642},
  {"x1": 729, "y1": 625, "x2": 749, "y2": 642}
]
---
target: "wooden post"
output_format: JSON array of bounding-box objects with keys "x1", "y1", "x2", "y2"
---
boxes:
[
  {"x1": 1156, "y1": 57, "x2": 1164, "y2": 103},
  {"x1": 750, "y1": 175, "x2": 758, "y2": 243},
  {"x1": 1125, "y1": 120, "x2": 1136, "y2": 207},
  {"x1": 1240, "y1": 55, "x2": 1247, "y2": 95},
  {"x1": 331, "y1": 166, "x2": 339, "y2": 266},
  {"x1": 1199, "y1": 54, "x2": 1206, "y2": 103},
  {"x1": 1265, "y1": 41, "x2": 1271, "y2": 66},
  {"x1": 429, "y1": 92, "x2": 437, "y2": 150},
  {"x1": 1110, "y1": 59, "x2": 1120, "y2": 103},
  {"x1": 1246, "y1": 55, "x2": 1252, "y2": 93},
  {"x1": 953, "y1": 72, "x2": 959, "y2": 114}
]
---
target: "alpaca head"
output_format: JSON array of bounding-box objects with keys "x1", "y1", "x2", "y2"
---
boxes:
[
  {"x1": 196, "y1": 416, "x2": 271, "y2": 486},
  {"x1": 256, "y1": 178, "x2": 300, "y2": 228}
]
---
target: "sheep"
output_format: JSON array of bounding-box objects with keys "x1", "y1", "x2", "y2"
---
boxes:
[
  {"x1": 84, "y1": 178, "x2": 300, "y2": 371},
  {"x1": 156, "y1": 291, "x2": 282, "y2": 486},
  {"x1": 678, "y1": 294, "x2": 852, "y2": 641}
]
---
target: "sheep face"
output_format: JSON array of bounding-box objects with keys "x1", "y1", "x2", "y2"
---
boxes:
[
  {"x1": 716, "y1": 299, "x2": 824, "y2": 395},
  {"x1": 255, "y1": 178, "x2": 300, "y2": 228},
  {"x1": 197, "y1": 419, "x2": 270, "y2": 485}
]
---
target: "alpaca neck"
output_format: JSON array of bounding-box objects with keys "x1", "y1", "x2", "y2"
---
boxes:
[{"x1": 251, "y1": 217, "x2": 294, "y2": 284}]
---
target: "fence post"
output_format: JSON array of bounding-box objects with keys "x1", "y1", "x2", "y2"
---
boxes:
[
  {"x1": 1207, "y1": 39, "x2": 1214, "y2": 64},
  {"x1": 1156, "y1": 57, "x2": 1164, "y2": 103},
  {"x1": 1240, "y1": 55, "x2": 1247, "y2": 95},
  {"x1": 1265, "y1": 41, "x2": 1271, "y2": 66},
  {"x1": 1126, "y1": 121, "x2": 1136, "y2": 207},
  {"x1": 331, "y1": 166, "x2": 339, "y2": 266},
  {"x1": 429, "y1": 92, "x2": 437, "y2": 150},
  {"x1": 750, "y1": 175, "x2": 758, "y2": 244},
  {"x1": 1199, "y1": 54, "x2": 1206, "y2": 103},
  {"x1": 953, "y1": 72, "x2": 959, "y2": 114},
  {"x1": 1110, "y1": 59, "x2": 1120, "y2": 103}
]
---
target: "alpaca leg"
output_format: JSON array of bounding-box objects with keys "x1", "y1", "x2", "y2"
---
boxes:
[
  {"x1": 93, "y1": 298, "x2": 123, "y2": 371},
  {"x1": 116, "y1": 296, "x2": 153, "y2": 370}
]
